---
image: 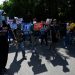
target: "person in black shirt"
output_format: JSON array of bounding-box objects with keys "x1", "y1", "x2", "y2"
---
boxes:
[
  {"x1": 0, "y1": 21, "x2": 9, "y2": 74},
  {"x1": 49, "y1": 19, "x2": 59, "y2": 50},
  {"x1": 14, "y1": 27, "x2": 27, "y2": 60}
]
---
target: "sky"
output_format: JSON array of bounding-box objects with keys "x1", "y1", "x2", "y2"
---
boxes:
[{"x1": 0, "y1": 0, "x2": 5, "y2": 5}]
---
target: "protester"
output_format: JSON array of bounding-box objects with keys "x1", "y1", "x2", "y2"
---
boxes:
[
  {"x1": 14, "y1": 27, "x2": 27, "y2": 60},
  {"x1": 0, "y1": 20, "x2": 9, "y2": 74},
  {"x1": 49, "y1": 19, "x2": 59, "y2": 50},
  {"x1": 9, "y1": 19, "x2": 17, "y2": 40},
  {"x1": 22, "y1": 21, "x2": 32, "y2": 43},
  {"x1": 40, "y1": 21, "x2": 48, "y2": 45}
]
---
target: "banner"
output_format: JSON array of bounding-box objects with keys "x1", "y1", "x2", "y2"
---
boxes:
[
  {"x1": 16, "y1": 18, "x2": 23, "y2": 24},
  {"x1": 7, "y1": 19, "x2": 13, "y2": 24}
]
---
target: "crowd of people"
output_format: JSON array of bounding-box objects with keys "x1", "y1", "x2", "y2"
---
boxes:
[{"x1": 0, "y1": 17, "x2": 75, "y2": 74}]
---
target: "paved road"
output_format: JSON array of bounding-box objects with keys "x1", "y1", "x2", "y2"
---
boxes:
[{"x1": 5, "y1": 41, "x2": 75, "y2": 75}]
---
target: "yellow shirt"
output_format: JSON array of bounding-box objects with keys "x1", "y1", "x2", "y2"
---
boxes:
[{"x1": 67, "y1": 23, "x2": 75, "y2": 30}]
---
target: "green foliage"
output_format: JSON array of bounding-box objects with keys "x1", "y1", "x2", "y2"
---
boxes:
[
  {"x1": 0, "y1": 4, "x2": 3, "y2": 9},
  {"x1": 2, "y1": 0, "x2": 75, "y2": 20}
]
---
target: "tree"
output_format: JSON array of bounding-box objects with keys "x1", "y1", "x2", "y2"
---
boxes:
[
  {"x1": 0, "y1": 4, "x2": 3, "y2": 9},
  {"x1": 2, "y1": 0, "x2": 75, "y2": 21}
]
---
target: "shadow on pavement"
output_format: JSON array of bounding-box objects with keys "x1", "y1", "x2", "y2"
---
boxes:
[
  {"x1": 57, "y1": 39, "x2": 75, "y2": 58},
  {"x1": 7, "y1": 53, "x2": 24, "y2": 75},
  {"x1": 8, "y1": 39, "x2": 73, "y2": 74},
  {"x1": 28, "y1": 50, "x2": 48, "y2": 75},
  {"x1": 50, "y1": 50, "x2": 70, "y2": 73},
  {"x1": 35, "y1": 44, "x2": 70, "y2": 73}
]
